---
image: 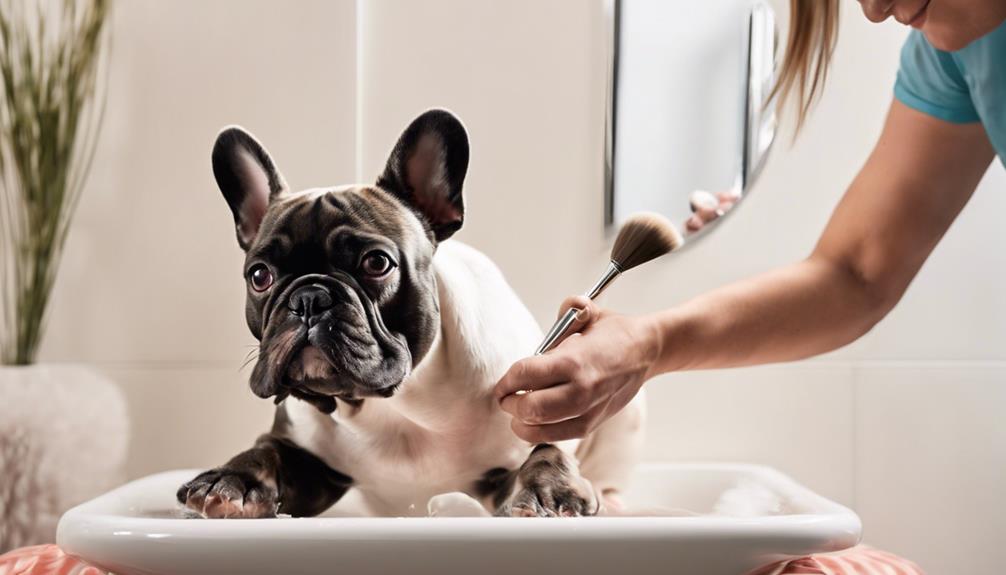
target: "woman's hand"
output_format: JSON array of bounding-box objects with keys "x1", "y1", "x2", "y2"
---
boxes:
[
  {"x1": 685, "y1": 189, "x2": 740, "y2": 234},
  {"x1": 494, "y1": 296, "x2": 661, "y2": 443}
]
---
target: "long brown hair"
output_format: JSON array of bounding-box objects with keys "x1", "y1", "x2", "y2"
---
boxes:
[{"x1": 770, "y1": 0, "x2": 841, "y2": 131}]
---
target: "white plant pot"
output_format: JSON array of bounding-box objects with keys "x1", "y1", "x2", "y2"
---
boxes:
[{"x1": 0, "y1": 364, "x2": 128, "y2": 552}]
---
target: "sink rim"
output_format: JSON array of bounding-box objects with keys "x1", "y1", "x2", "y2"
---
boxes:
[{"x1": 58, "y1": 462, "x2": 861, "y2": 539}]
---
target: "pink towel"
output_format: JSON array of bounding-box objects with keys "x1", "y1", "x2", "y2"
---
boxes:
[
  {"x1": 1, "y1": 543, "x2": 923, "y2": 575},
  {"x1": 748, "y1": 545, "x2": 926, "y2": 575},
  {"x1": 0, "y1": 545, "x2": 107, "y2": 575}
]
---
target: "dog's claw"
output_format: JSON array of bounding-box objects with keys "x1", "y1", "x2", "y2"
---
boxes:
[
  {"x1": 497, "y1": 445, "x2": 598, "y2": 518},
  {"x1": 177, "y1": 468, "x2": 278, "y2": 519}
]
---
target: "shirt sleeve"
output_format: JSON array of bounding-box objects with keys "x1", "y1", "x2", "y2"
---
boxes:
[{"x1": 894, "y1": 30, "x2": 980, "y2": 123}]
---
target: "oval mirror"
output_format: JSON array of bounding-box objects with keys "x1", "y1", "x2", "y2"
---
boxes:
[{"x1": 605, "y1": 0, "x2": 778, "y2": 245}]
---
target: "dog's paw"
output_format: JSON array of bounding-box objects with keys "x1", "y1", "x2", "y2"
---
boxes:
[
  {"x1": 176, "y1": 468, "x2": 279, "y2": 519},
  {"x1": 498, "y1": 445, "x2": 599, "y2": 517}
]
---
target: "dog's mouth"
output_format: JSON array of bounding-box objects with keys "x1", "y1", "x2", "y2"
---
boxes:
[
  {"x1": 286, "y1": 345, "x2": 337, "y2": 388},
  {"x1": 262, "y1": 335, "x2": 406, "y2": 414},
  {"x1": 270, "y1": 334, "x2": 407, "y2": 404},
  {"x1": 281, "y1": 344, "x2": 391, "y2": 398},
  {"x1": 277, "y1": 345, "x2": 347, "y2": 413}
]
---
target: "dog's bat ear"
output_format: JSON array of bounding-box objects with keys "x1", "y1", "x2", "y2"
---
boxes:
[
  {"x1": 212, "y1": 126, "x2": 288, "y2": 250},
  {"x1": 376, "y1": 109, "x2": 469, "y2": 242}
]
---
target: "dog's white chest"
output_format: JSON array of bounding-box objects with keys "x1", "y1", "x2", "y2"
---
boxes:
[{"x1": 282, "y1": 380, "x2": 531, "y2": 516}]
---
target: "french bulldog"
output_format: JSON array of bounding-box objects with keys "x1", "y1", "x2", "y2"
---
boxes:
[{"x1": 177, "y1": 110, "x2": 645, "y2": 518}]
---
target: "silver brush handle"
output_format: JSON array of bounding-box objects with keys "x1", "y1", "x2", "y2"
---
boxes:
[
  {"x1": 535, "y1": 308, "x2": 580, "y2": 355},
  {"x1": 535, "y1": 261, "x2": 622, "y2": 355}
]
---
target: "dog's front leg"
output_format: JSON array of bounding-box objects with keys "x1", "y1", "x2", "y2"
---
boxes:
[
  {"x1": 176, "y1": 434, "x2": 352, "y2": 519},
  {"x1": 494, "y1": 444, "x2": 599, "y2": 517}
]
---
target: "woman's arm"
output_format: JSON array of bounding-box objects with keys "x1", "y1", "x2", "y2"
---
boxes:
[
  {"x1": 495, "y1": 100, "x2": 995, "y2": 442},
  {"x1": 650, "y1": 99, "x2": 994, "y2": 373}
]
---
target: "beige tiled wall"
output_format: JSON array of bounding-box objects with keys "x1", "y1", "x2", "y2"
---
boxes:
[
  {"x1": 32, "y1": 0, "x2": 1006, "y2": 572},
  {"x1": 642, "y1": 365, "x2": 857, "y2": 507},
  {"x1": 854, "y1": 364, "x2": 1006, "y2": 573}
]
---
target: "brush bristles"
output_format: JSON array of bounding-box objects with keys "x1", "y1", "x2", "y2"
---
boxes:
[{"x1": 610, "y1": 212, "x2": 683, "y2": 271}]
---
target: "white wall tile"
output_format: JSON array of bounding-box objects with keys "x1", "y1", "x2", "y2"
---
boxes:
[
  {"x1": 643, "y1": 364, "x2": 856, "y2": 507},
  {"x1": 853, "y1": 364, "x2": 1006, "y2": 573},
  {"x1": 98, "y1": 366, "x2": 275, "y2": 480}
]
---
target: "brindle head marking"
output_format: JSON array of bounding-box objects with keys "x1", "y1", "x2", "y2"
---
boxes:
[{"x1": 211, "y1": 110, "x2": 470, "y2": 406}]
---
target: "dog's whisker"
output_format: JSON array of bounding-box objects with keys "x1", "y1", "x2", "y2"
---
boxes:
[
  {"x1": 239, "y1": 348, "x2": 260, "y2": 372},
  {"x1": 240, "y1": 355, "x2": 258, "y2": 371}
]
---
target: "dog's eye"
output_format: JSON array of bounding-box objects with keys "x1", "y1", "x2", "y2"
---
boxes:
[
  {"x1": 360, "y1": 251, "x2": 396, "y2": 277},
  {"x1": 248, "y1": 264, "x2": 274, "y2": 292}
]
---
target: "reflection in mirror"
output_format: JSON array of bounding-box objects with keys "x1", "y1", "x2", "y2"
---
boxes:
[{"x1": 605, "y1": 0, "x2": 777, "y2": 247}]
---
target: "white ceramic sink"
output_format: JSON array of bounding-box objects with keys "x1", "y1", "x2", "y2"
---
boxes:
[{"x1": 57, "y1": 463, "x2": 860, "y2": 575}]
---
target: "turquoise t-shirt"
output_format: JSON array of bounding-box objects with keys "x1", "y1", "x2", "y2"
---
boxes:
[{"x1": 895, "y1": 19, "x2": 1006, "y2": 165}]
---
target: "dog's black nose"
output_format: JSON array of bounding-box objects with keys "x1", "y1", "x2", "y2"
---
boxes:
[{"x1": 288, "y1": 285, "x2": 333, "y2": 326}]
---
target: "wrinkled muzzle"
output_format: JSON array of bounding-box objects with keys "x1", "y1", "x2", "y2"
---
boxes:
[{"x1": 249, "y1": 271, "x2": 412, "y2": 404}]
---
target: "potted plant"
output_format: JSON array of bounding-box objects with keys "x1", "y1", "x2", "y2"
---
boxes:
[{"x1": 0, "y1": 0, "x2": 126, "y2": 552}]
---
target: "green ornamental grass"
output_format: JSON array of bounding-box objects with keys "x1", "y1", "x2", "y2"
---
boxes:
[{"x1": 0, "y1": 0, "x2": 111, "y2": 364}]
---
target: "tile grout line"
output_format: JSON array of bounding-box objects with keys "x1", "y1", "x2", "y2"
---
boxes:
[
  {"x1": 850, "y1": 362, "x2": 859, "y2": 520},
  {"x1": 354, "y1": 0, "x2": 364, "y2": 183}
]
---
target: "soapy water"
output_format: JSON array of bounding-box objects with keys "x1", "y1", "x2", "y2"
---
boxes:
[
  {"x1": 712, "y1": 479, "x2": 787, "y2": 517},
  {"x1": 163, "y1": 480, "x2": 787, "y2": 519},
  {"x1": 615, "y1": 479, "x2": 789, "y2": 518},
  {"x1": 428, "y1": 480, "x2": 788, "y2": 518}
]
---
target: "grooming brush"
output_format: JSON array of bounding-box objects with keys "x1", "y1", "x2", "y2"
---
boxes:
[{"x1": 533, "y1": 212, "x2": 684, "y2": 357}]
